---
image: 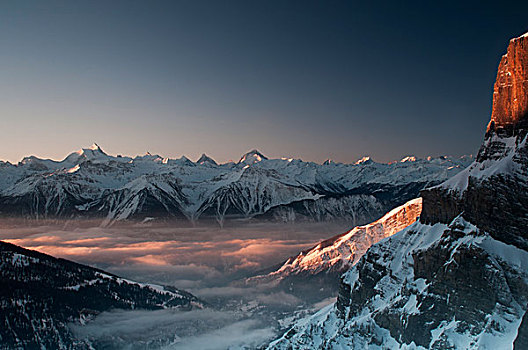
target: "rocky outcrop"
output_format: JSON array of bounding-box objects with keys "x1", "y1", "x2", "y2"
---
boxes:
[
  {"x1": 489, "y1": 33, "x2": 528, "y2": 134},
  {"x1": 421, "y1": 32, "x2": 528, "y2": 251},
  {"x1": 269, "y1": 32, "x2": 528, "y2": 350},
  {"x1": 257, "y1": 198, "x2": 422, "y2": 277},
  {"x1": 247, "y1": 198, "x2": 422, "y2": 303},
  {"x1": 421, "y1": 174, "x2": 528, "y2": 251},
  {"x1": 270, "y1": 217, "x2": 528, "y2": 349}
]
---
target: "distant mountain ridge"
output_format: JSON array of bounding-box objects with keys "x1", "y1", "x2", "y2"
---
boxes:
[
  {"x1": 0, "y1": 146, "x2": 471, "y2": 227},
  {"x1": 0, "y1": 240, "x2": 202, "y2": 349}
]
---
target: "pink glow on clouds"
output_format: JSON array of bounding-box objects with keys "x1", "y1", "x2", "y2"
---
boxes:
[
  {"x1": 0, "y1": 222, "x2": 345, "y2": 279},
  {"x1": 130, "y1": 254, "x2": 172, "y2": 266}
]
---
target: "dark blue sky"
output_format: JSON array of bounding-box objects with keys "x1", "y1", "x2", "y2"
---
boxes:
[{"x1": 1, "y1": 1, "x2": 527, "y2": 163}]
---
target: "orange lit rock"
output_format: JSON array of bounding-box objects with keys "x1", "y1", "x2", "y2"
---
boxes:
[
  {"x1": 421, "y1": 32, "x2": 528, "y2": 251},
  {"x1": 488, "y1": 33, "x2": 528, "y2": 131}
]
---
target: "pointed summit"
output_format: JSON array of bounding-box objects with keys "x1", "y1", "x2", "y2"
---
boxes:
[
  {"x1": 196, "y1": 153, "x2": 218, "y2": 166},
  {"x1": 400, "y1": 156, "x2": 417, "y2": 163},
  {"x1": 176, "y1": 155, "x2": 195, "y2": 167},
  {"x1": 89, "y1": 143, "x2": 102, "y2": 151},
  {"x1": 238, "y1": 149, "x2": 268, "y2": 165},
  {"x1": 79, "y1": 143, "x2": 106, "y2": 156},
  {"x1": 355, "y1": 156, "x2": 373, "y2": 165},
  {"x1": 323, "y1": 159, "x2": 337, "y2": 165},
  {"x1": 63, "y1": 143, "x2": 109, "y2": 164}
]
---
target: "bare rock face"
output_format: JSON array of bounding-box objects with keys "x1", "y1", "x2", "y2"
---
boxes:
[
  {"x1": 489, "y1": 33, "x2": 528, "y2": 134},
  {"x1": 421, "y1": 32, "x2": 528, "y2": 251}
]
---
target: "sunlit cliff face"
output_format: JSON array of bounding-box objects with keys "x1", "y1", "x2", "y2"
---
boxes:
[
  {"x1": 273, "y1": 198, "x2": 422, "y2": 276},
  {"x1": 489, "y1": 33, "x2": 528, "y2": 131}
]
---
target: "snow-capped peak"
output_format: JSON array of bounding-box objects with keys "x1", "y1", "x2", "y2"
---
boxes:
[
  {"x1": 512, "y1": 31, "x2": 528, "y2": 41},
  {"x1": 400, "y1": 156, "x2": 417, "y2": 163},
  {"x1": 133, "y1": 152, "x2": 164, "y2": 163},
  {"x1": 77, "y1": 144, "x2": 109, "y2": 160},
  {"x1": 176, "y1": 155, "x2": 195, "y2": 166},
  {"x1": 89, "y1": 143, "x2": 102, "y2": 151},
  {"x1": 53, "y1": 143, "x2": 112, "y2": 167},
  {"x1": 196, "y1": 153, "x2": 218, "y2": 166},
  {"x1": 238, "y1": 149, "x2": 268, "y2": 165},
  {"x1": 76, "y1": 143, "x2": 107, "y2": 156},
  {"x1": 355, "y1": 156, "x2": 372, "y2": 165}
]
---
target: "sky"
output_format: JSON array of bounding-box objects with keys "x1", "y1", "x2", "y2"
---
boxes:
[{"x1": 1, "y1": 0, "x2": 527, "y2": 164}]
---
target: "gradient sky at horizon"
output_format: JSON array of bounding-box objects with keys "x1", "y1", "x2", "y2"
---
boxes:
[{"x1": 1, "y1": 1, "x2": 527, "y2": 164}]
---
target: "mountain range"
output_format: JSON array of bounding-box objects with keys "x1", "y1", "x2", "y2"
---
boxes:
[
  {"x1": 2, "y1": 27, "x2": 526, "y2": 350},
  {"x1": 0, "y1": 145, "x2": 471, "y2": 227}
]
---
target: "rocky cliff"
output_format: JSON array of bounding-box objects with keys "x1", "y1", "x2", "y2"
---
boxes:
[
  {"x1": 421, "y1": 32, "x2": 528, "y2": 251},
  {"x1": 490, "y1": 32, "x2": 528, "y2": 132},
  {"x1": 269, "y1": 32, "x2": 528, "y2": 349}
]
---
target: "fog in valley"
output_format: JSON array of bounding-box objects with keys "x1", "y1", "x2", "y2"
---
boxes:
[{"x1": 0, "y1": 220, "x2": 345, "y2": 348}]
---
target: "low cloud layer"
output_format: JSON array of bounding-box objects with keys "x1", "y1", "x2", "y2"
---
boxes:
[
  {"x1": 0, "y1": 221, "x2": 345, "y2": 290},
  {"x1": 71, "y1": 309, "x2": 275, "y2": 349},
  {"x1": 2, "y1": 220, "x2": 343, "y2": 348},
  {"x1": 168, "y1": 319, "x2": 275, "y2": 350}
]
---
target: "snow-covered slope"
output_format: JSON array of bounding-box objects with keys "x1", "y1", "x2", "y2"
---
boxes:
[
  {"x1": 255, "y1": 197, "x2": 422, "y2": 279},
  {"x1": 244, "y1": 198, "x2": 422, "y2": 304},
  {"x1": 196, "y1": 153, "x2": 218, "y2": 166},
  {"x1": 269, "y1": 218, "x2": 528, "y2": 349},
  {"x1": 0, "y1": 145, "x2": 470, "y2": 226},
  {"x1": 268, "y1": 31, "x2": 528, "y2": 350},
  {"x1": 0, "y1": 240, "x2": 202, "y2": 349}
]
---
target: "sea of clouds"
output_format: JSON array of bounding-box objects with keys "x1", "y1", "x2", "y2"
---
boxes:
[{"x1": 0, "y1": 220, "x2": 343, "y2": 348}]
